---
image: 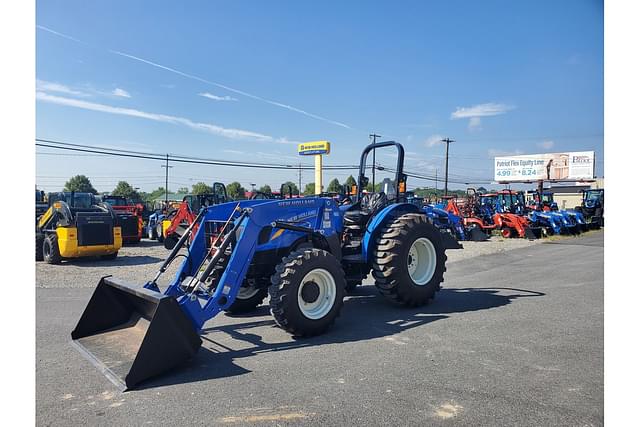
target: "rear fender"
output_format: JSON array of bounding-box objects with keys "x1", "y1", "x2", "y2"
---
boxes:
[{"x1": 362, "y1": 203, "x2": 421, "y2": 262}]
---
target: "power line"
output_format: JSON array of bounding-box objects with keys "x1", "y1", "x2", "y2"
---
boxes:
[{"x1": 36, "y1": 139, "x2": 360, "y2": 170}]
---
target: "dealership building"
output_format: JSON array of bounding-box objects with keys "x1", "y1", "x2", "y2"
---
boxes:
[{"x1": 544, "y1": 178, "x2": 604, "y2": 210}]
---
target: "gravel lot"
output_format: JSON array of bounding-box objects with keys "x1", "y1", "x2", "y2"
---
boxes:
[{"x1": 35, "y1": 233, "x2": 561, "y2": 289}]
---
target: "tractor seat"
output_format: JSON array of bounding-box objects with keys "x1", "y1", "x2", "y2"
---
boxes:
[{"x1": 344, "y1": 192, "x2": 388, "y2": 226}]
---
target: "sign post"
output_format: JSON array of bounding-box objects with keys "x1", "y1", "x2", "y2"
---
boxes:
[{"x1": 298, "y1": 141, "x2": 331, "y2": 195}]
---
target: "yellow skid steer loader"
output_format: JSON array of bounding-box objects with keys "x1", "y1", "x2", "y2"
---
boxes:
[{"x1": 36, "y1": 192, "x2": 122, "y2": 264}]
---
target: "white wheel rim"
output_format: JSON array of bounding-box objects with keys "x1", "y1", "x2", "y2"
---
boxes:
[
  {"x1": 237, "y1": 284, "x2": 260, "y2": 300},
  {"x1": 297, "y1": 268, "x2": 336, "y2": 320},
  {"x1": 407, "y1": 237, "x2": 437, "y2": 285}
]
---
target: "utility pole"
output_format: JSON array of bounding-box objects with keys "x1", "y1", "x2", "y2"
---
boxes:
[
  {"x1": 440, "y1": 138, "x2": 455, "y2": 196},
  {"x1": 161, "y1": 154, "x2": 173, "y2": 208},
  {"x1": 435, "y1": 169, "x2": 438, "y2": 192},
  {"x1": 298, "y1": 163, "x2": 302, "y2": 195},
  {"x1": 369, "y1": 133, "x2": 381, "y2": 191}
]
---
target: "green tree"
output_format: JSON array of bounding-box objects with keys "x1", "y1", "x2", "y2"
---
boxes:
[
  {"x1": 280, "y1": 181, "x2": 300, "y2": 195},
  {"x1": 64, "y1": 175, "x2": 97, "y2": 194},
  {"x1": 191, "y1": 182, "x2": 213, "y2": 195},
  {"x1": 111, "y1": 181, "x2": 140, "y2": 199},
  {"x1": 303, "y1": 182, "x2": 315, "y2": 195},
  {"x1": 345, "y1": 175, "x2": 356, "y2": 187},
  {"x1": 227, "y1": 181, "x2": 247, "y2": 199},
  {"x1": 327, "y1": 178, "x2": 341, "y2": 193},
  {"x1": 258, "y1": 185, "x2": 272, "y2": 194},
  {"x1": 176, "y1": 187, "x2": 189, "y2": 194},
  {"x1": 365, "y1": 182, "x2": 382, "y2": 193},
  {"x1": 145, "y1": 187, "x2": 168, "y2": 202}
]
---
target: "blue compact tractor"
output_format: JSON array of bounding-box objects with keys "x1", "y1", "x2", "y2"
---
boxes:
[{"x1": 71, "y1": 141, "x2": 449, "y2": 390}]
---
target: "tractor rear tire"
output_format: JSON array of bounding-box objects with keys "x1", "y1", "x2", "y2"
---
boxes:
[
  {"x1": 36, "y1": 233, "x2": 45, "y2": 261},
  {"x1": 43, "y1": 234, "x2": 62, "y2": 264},
  {"x1": 269, "y1": 248, "x2": 345, "y2": 337},
  {"x1": 101, "y1": 252, "x2": 118, "y2": 260},
  {"x1": 372, "y1": 213, "x2": 446, "y2": 307},
  {"x1": 225, "y1": 282, "x2": 268, "y2": 314}
]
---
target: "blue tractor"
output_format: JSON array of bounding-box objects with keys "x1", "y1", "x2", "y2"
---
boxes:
[
  {"x1": 573, "y1": 189, "x2": 604, "y2": 229},
  {"x1": 71, "y1": 141, "x2": 449, "y2": 390},
  {"x1": 403, "y1": 192, "x2": 464, "y2": 249},
  {"x1": 529, "y1": 190, "x2": 583, "y2": 234},
  {"x1": 423, "y1": 203, "x2": 465, "y2": 249}
]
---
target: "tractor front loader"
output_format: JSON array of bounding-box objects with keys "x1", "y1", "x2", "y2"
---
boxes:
[
  {"x1": 36, "y1": 192, "x2": 122, "y2": 264},
  {"x1": 71, "y1": 141, "x2": 449, "y2": 390}
]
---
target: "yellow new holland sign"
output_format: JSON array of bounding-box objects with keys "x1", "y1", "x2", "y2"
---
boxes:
[{"x1": 298, "y1": 141, "x2": 331, "y2": 156}]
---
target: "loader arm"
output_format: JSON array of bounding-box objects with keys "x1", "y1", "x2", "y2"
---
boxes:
[{"x1": 167, "y1": 197, "x2": 342, "y2": 331}]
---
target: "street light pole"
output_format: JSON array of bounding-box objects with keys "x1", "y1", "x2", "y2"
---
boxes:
[{"x1": 440, "y1": 138, "x2": 455, "y2": 196}]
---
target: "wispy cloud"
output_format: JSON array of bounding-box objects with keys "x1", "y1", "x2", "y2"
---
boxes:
[
  {"x1": 424, "y1": 134, "x2": 444, "y2": 147},
  {"x1": 36, "y1": 91, "x2": 296, "y2": 144},
  {"x1": 451, "y1": 103, "x2": 515, "y2": 119},
  {"x1": 112, "y1": 88, "x2": 131, "y2": 98},
  {"x1": 199, "y1": 92, "x2": 237, "y2": 102},
  {"x1": 222, "y1": 149, "x2": 246, "y2": 155},
  {"x1": 36, "y1": 79, "x2": 90, "y2": 97},
  {"x1": 488, "y1": 148, "x2": 524, "y2": 158},
  {"x1": 537, "y1": 140, "x2": 554, "y2": 150},
  {"x1": 37, "y1": 25, "x2": 352, "y2": 129},
  {"x1": 36, "y1": 25, "x2": 87, "y2": 45},
  {"x1": 451, "y1": 102, "x2": 515, "y2": 133}
]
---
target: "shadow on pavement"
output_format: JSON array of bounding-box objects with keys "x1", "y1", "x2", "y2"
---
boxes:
[
  {"x1": 59, "y1": 255, "x2": 164, "y2": 267},
  {"x1": 140, "y1": 285, "x2": 544, "y2": 389}
]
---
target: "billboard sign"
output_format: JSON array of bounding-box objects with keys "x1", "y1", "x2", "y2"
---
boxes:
[
  {"x1": 298, "y1": 141, "x2": 331, "y2": 156},
  {"x1": 494, "y1": 151, "x2": 595, "y2": 182}
]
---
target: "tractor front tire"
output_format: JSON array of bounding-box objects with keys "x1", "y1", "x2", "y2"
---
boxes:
[
  {"x1": 43, "y1": 234, "x2": 62, "y2": 264},
  {"x1": 36, "y1": 233, "x2": 45, "y2": 261},
  {"x1": 156, "y1": 224, "x2": 164, "y2": 243},
  {"x1": 148, "y1": 226, "x2": 158, "y2": 240},
  {"x1": 372, "y1": 213, "x2": 446, "y2": 307},
  {"x1": 225, "y1": 282, "x2": 268, "y2": 314},
  {"x1": 269, "y1": 248, "x2": 345, "y2": 337},
  {"x1": 164, "y1": 233, "x2": 180, "y2": 250}
]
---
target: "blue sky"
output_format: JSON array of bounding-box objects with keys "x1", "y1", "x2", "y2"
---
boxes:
[{"x1": 36, "y1": 0, "x2": 604, "y2": 193}]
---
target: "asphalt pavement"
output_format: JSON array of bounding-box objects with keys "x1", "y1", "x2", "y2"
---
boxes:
[{"x1": 36, "y1": 231, "x2": 604, "y2": 426}]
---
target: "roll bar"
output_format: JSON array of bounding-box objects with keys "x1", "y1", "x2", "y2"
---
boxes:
[{"x1": 357, "y1": 141, "x2": 406, "y2": 203}]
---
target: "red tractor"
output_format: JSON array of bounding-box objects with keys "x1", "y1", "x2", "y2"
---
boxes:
[
  {"x1": 101, "y1": 195, "x2": 144, "y2": 244},
  {"x1": 161, "y1": 183, "x2": 228, "y2": 249},
  {"x1": 443, "y1": 189, "x2": 539, "y2": 239}
]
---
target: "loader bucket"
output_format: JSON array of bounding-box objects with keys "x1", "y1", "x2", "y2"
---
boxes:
[
  {"x1": 71, "y1": 277, "x2": 202, "y2": 390},
  {"x1": 469, "y1": 227, "x2": 490, "y2": 241},
  {"x1": 440, "y1": 231, "x2": 463, "y2": 249}
]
